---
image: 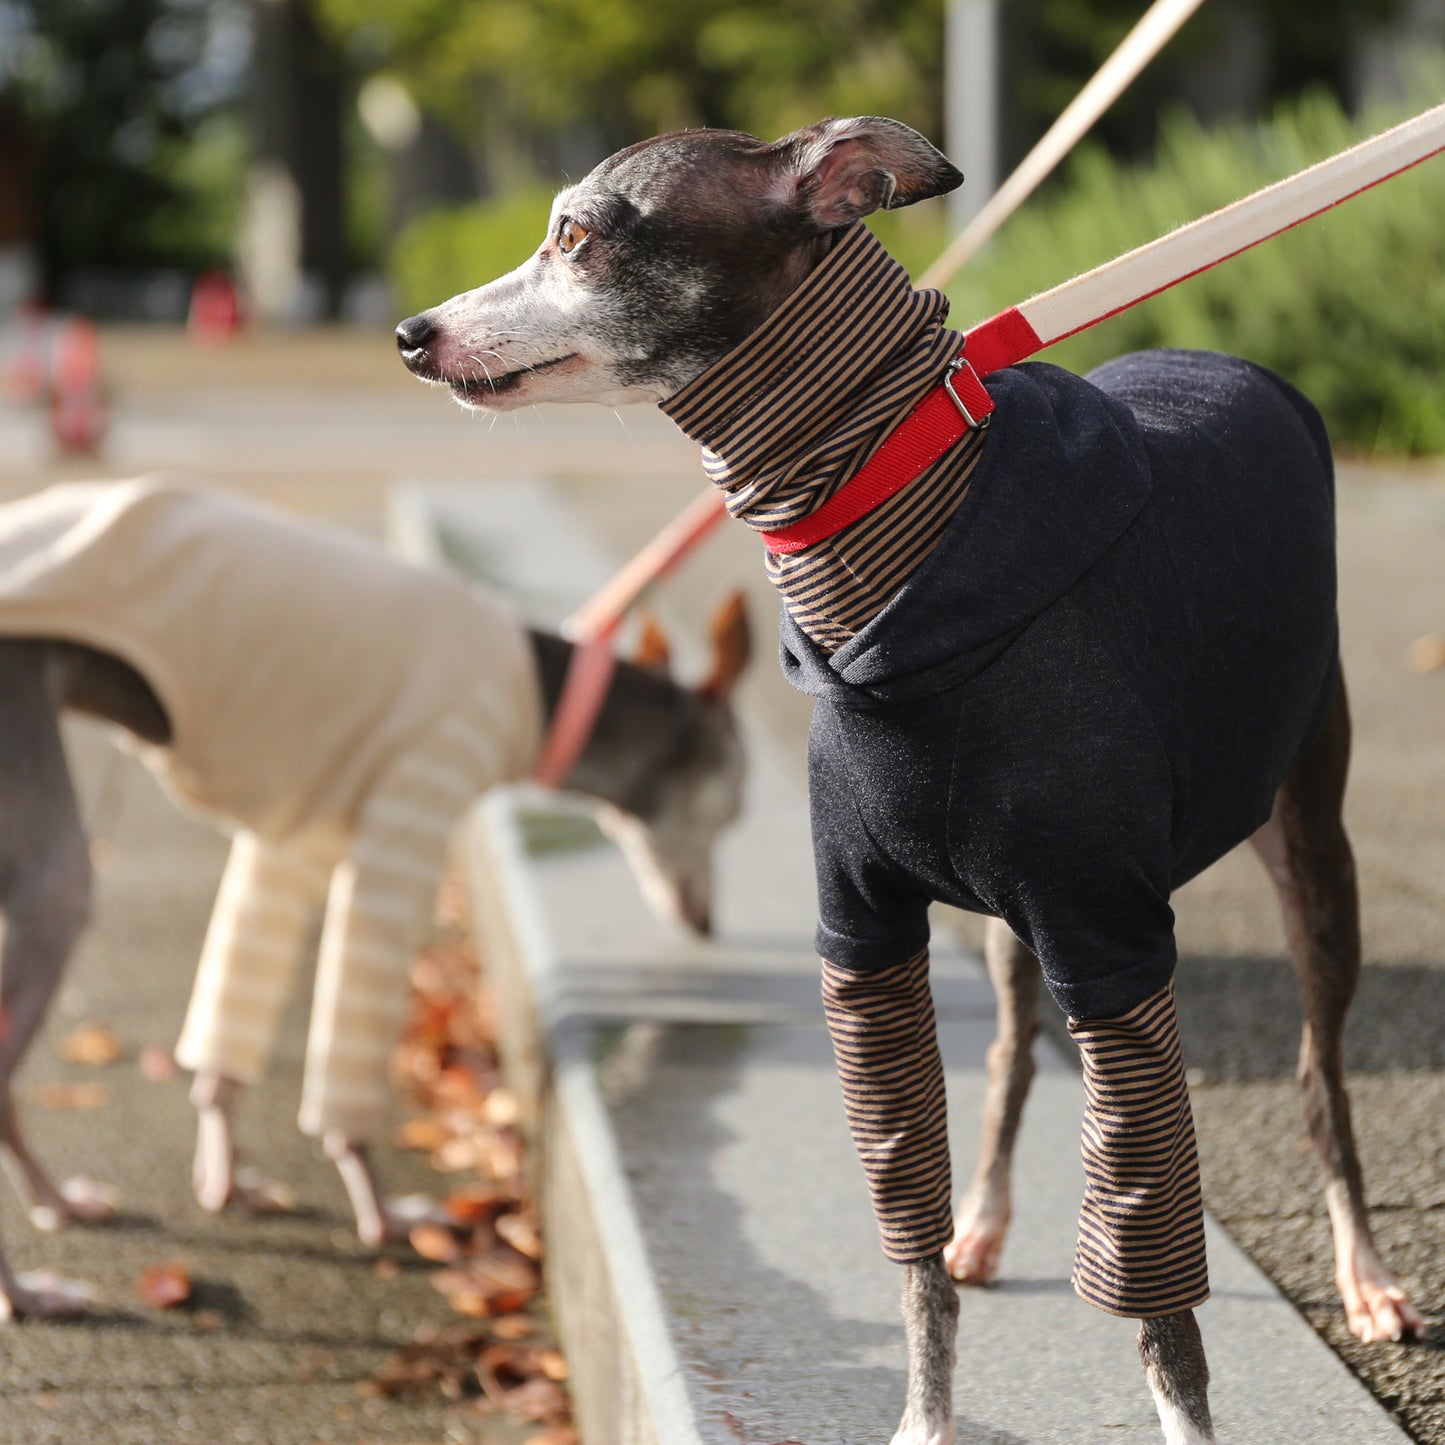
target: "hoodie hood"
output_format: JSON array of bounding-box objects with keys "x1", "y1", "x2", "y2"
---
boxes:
[{"x1": 778, "y1": 360, "x2": 1154, "y2": 705}]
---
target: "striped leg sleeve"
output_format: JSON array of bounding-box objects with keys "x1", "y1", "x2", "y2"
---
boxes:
[
  {"x1": 175, "y1": 829, "x2": 338, "y2": 1085},
  {"x1": 298, "y1": 689, "x2": 509, "y2": 1140},
  {"x1": 821, "y1": 949, "x2": 954, "y2": 1263},
  {"x1": 1068, "y1": 984, "x2": 1210, "y2": 1318}
]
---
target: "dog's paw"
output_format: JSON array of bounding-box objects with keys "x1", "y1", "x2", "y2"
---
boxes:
[
  {"x1": 889, "y1": 1421, "x2": 956, "y2": 1445},
  {"x1": 944, "y1": 1195, "x2": 1009, "y2": 1285},
  {"x1": 0, "y1": 1270, "x2": 96, "y2": 1321},
  {"x1": 28, "y1": 1177, "x2": 120, "y2": 1232},
  {"x1": 1340, "y1": 1264, "x2": 1426, "y2": 1344}
]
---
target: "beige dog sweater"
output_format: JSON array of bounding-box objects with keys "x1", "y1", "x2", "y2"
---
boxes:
[
  {"x1": 0, "y1": 478, "x2": 542, "y2": 1137},
  {"x1": 0, "y1": 479, "x2": 540, "y2": 838}
]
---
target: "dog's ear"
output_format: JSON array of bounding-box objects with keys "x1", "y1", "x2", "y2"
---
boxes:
[
  {"x1": 633, "y1": 612, "x2": 672, "y2": 673},
  {"x1": 698, "y1": 590, "x2": 751, "y2": 705},
  {"x1": 767, "y1": 117, "x2": 962, "y2": 231}
]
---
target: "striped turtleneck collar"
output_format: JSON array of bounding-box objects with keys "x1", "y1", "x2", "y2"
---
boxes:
[{"x1": 660, "y1": 222, "x2": 987, "y2": 651}]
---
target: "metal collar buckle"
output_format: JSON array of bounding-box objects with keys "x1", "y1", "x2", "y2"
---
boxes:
[{"x1": 943, "y1": 354, "x2": 991, "y2": 431}]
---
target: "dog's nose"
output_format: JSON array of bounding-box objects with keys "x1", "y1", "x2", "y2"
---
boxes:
[{"x1": 394, "y1": 313, "x2": 437, "y2": 368}]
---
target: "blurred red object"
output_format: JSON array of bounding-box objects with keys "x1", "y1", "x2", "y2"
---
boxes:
[
  {"x1": 2, "y1": 301, "x2": 54, "y2": 404},
  {"x1": 188, "y1": 270, "x2": 242, "y2": 344},
  {"x1": 48, "y1": 316, "x2": 106, "y2": 455}
]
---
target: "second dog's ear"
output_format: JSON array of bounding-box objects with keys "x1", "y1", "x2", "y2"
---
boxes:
[
  {"x1": 768, "y1": 117, "x2": 962, "y2": 231},
  {"x1": 698, "y1": 591, "x2": 751, "y2": 705},
  {"x1": 633, "y1": 612, "x2": 672, "y2": 673}
]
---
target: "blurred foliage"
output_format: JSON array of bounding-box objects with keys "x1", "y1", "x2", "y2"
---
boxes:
[
  {"x1": 313, "y1": 0, "x2": 946, "y2": 159},
  {"x1": 945, "y1": 64, "x2": 1445, "y2": 455},
  {"x1": 0, "y1": 0, "x2": 249, "y2": 287},
  {"x1": 391, "y1": 186, "x2": 557, "y2": 314}
]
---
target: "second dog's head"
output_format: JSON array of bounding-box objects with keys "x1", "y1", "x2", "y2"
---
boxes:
[{"x1": 396, "y1": 116, "x2": 961, "y2": 410}]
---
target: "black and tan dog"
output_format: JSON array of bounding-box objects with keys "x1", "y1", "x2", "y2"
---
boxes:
[{"x1": 396, "y1": 116, "x2": 1425, "y2": 1444}]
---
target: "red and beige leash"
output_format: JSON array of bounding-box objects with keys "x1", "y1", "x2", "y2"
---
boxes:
[
  {"x1": 533, "y1": 97, "x2": 1445, "y2": 783},
  {"x1": 529, "y1": 488, "x2": 725, "y2": 788}
]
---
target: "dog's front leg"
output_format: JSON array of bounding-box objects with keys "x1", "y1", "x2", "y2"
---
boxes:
[
  {"x1": 1138, "y1": 1310, "x2": 1216, "y2": 1444},
  {"x1": 323, "y1": 1132, "x2": 390, "y2": 1246},
  {"x1": 893, "y1": 1252, "x2": 959, "y2": 1445},
  {"x1": 190, "y1": 1070, "x2": 241, "y2": 1212},
  {"x1": 947, "y1": 916, "x2": 1040, "y2": 1284}
]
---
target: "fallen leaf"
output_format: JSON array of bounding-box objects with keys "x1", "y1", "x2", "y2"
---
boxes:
[
  {"x1": 137, "y1": 1262, "x2": 192, "y2": 1309},
  {"x1": 398, "y1": 1116, "x2": 450, "y2": 1152},
  {"x1": 1406, "y1": 633, "x2": 1445, "y2": 674},
  {"x1": 32, "y1": 1082, "x2": 109, "y2": 1110},
  {"x1": 191, "y1": 1309, "x2": 225, "y2": 1332},
  {"x1": 59, "y1": 1022, "x2": 124, "y2": 1066},
  {"x1": 495, "y1": 1211, "x2": 542, "y2": 1260},
  {"x1": 409, "y1": 1223, "x2": 462, "y2": 1263},
  {"x1": 490, "y1": 1313, "x2": 536, "y2": 1341}
]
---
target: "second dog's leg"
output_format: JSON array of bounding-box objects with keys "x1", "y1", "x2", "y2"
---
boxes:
[
  {"x1": 1251, "y1": 675, "x2": 1423, "y2": 1343},
  {"x1": 894, "y1": 1253, "x2": 959, "y2": 1445},
  {"x1": 946, "y1": 916, "x2": 1040, "y2": 1284},
  {"x1": 0, "y1": 645, "x2": 98, "y2": 1317},
  {"x1": 1139, "y1": 1310, "x2": 1216, "y2": 1444}
]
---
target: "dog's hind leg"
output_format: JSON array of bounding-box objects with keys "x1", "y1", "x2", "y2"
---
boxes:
[
  {"x1": 1249, "y1": 672, "x2": 1424, "y2": 1343},
  {"x1": 945, "y1": 915, "x2": 1040, "y2": 1285},
  {"x1": 0, "y1": 642, "x2": 97, "y2": 1317}
]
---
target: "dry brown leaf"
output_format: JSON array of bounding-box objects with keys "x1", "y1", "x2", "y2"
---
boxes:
[
  {"x1": 58, "y1": 1023, "x2": 124, "y2": 1066},
  {"x1": 409, "y1": 1223, "x2": 462, "y2": 1263},
  {"x1": 490, "y1": 1313, "x2": 536, "y2": 1340},
  {"x1": 137, "y1": 1262, "x2": 192, "y2": 1309},
  {"x1": 1406, "y1": 633, "x2": 1445, "y2": 674},
  {"x1": 32, "y1": 1082, "x2": 110, "y2": 1110},
  {"x1": 495, "y1": 1211, "x2": 542, "y2": 1260},
  {"x1": 397, "y1": 1116, "x2": 451, "y2": 1152},
  {"x1": 443, "y1": 1183, "x2": 511, "y2": 1228}
]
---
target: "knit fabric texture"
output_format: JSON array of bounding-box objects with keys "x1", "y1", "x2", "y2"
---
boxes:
[{"x1": 661, "y1": 223, "x2": 985, "y2": 648}]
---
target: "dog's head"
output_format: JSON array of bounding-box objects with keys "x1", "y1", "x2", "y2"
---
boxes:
[
  {"x1": 597, "y1": 592, "x2": 751, "y2": 937},
  {"x1": 396, "y1": 116, "x2": 961, "y2": 409}
]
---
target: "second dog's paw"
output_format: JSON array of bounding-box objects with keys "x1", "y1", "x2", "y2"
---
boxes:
[
  {"x1": 29, "y1": 1177, "x2": 120, "y2": 1231},
  {"x1": 0, "y1": 1270, "x2": 96, "y2": 1321}
]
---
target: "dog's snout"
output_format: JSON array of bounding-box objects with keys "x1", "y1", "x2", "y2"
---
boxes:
[{"x1": 394, "y1": 313, "x2": 438, "y2": 371}]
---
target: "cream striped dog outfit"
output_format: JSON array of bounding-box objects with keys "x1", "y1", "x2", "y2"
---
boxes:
[{"x1": 0, "y1": 479, "x2": 541, "y2": 1140}]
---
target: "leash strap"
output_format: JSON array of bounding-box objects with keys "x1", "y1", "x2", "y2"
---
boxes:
[
  {"x1": 530, "y1": 619, "x2": 622, "y2": 790},
  {"x1": 759, "y1": 98, "x2": 1445, "y2": 555},
  {"x1": 531, "y1": 489, "x2": 724, "y2": 789}
]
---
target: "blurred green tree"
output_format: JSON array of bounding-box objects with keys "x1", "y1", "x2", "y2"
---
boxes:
[
  {"x1": 0, "y1": 0, "x2": 251, "y2": 298},
  {"x1": 313, "y1": 0, "x2": 947, "y2": 187}
]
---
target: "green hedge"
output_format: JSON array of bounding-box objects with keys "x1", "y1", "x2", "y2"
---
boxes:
[
  {"x1": 391, "y1": 186, "x2": 558, "y2": 316},
  {"x1": 944, "y1": 72, "x2": 1445, "y2": 455}
]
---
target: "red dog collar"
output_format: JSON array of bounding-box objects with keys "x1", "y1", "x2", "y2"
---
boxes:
[{"x1": 759, "y1": 339, "x2": 1000, "y2": 557}]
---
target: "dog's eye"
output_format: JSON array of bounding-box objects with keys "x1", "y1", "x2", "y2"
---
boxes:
[{"x1": 558, "y1": 219, "x2": 590, "y2": 256}]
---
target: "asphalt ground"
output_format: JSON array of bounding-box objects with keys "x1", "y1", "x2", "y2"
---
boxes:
[{"x1": 1, "y1": 325, "x2": 1442, "y2": 1440}]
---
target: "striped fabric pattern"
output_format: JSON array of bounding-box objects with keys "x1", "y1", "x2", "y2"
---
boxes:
[
  {"x1": 661, "y1": 223, "x2": 987, "y2": 650},
  {"x1": 1068, "y1": 985, "x2": 1210, "y2": 1318},
  {"x1": 821, "y1": 950, "x2": 954, "y2": 1264},
  {"x1": 175, "y1": 677, "x2": 518, "y2": 1141}
]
